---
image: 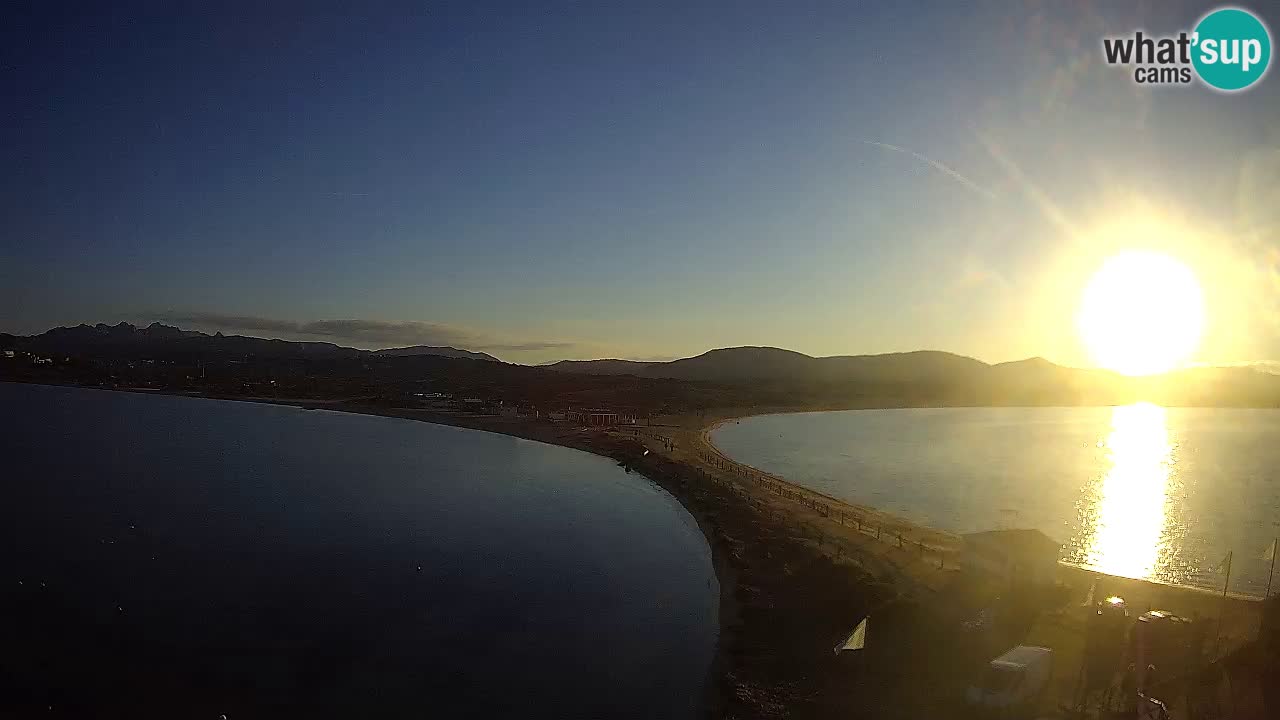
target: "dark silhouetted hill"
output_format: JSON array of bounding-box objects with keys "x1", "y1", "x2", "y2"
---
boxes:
[
  {"x1": 11, "y1": 322, "x2": 497, "y2": 362},
  {"x1": 18, "y1": 322, "x2": 358, "y2": 359},
  {"x1": 7, "y1": 323, "x2": 1280, "y2": 409},
  {"x1": 373, "y1": 346, "x2": 498, "y2": 361},
  {"x1": 543, "y1": 358, "x2": 659, "y2": 376},
  {"x1": 547, "y1": 347, "x2": 987, "y2": 383},
  {"x1": 546, "y1": 346, "x2": 1280, "y2": 407}
]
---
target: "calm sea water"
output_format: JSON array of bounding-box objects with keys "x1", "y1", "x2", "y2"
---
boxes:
[
  {"x1": 713, "y1": 405, "x2": 1280, "y2": 596},
  {"x1": 2, "y1": 383, "x2": 717, "y2": 718}
]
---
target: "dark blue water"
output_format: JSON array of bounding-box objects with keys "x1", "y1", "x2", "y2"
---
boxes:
[{"x1": 2, "y1": 383, "x2": 717, "y2": 718}]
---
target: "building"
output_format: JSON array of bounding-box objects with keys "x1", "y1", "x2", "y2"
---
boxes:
[
  {"x1": 962, "y1": 529, "x2": 1060, "y2": 588},
  {"x1": 569, "y1": 408, "x2": 621, "y2": 426}
]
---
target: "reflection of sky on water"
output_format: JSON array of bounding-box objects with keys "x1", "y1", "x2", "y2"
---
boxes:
[{"x1": 1066, "y1": 403, "x2": 1191, "y2": 585}]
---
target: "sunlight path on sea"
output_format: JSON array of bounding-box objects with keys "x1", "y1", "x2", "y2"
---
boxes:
[
  {"x1": 713, "y1": 404, "x2": 1279, "y2": 594},
  {"x1": 1070, "y1": 403, "x2": 1188, "y2": 585}
]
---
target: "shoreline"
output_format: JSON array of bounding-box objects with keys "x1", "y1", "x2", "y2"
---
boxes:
[
  {"x1": 7, "y1": 383, "x2": 952, "y2": 715},
  {"x1": 8, "y1": 381, "x2": 1270, "y2": 716},
  {"x1": 703, "y1": 412, "x2": 1268, "y2": 602}
]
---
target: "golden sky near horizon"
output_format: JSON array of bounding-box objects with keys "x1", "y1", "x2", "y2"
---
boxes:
[{"x1": 1019, "y1": 205, "x2": 1275, "y2": 374}]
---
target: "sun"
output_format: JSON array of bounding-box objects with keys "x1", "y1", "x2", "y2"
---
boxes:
[{"x1": 1077, "y1": 251, "x2": 1205, "y2": 376}]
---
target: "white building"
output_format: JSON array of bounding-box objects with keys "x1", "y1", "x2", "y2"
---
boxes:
[{"x1": 569, "y1": 408, "x2": 620, "y2": 426}]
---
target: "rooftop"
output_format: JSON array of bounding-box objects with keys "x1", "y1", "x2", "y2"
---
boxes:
[
  {"x1": 963, "y1": 528, "x2": 1061, "y2": 556},
  {"x1": 992, "y1": 645, "x2": 1053, "y2": 670}
]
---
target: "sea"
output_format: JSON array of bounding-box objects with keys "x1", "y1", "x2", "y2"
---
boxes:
[
  {"x1": 2, "y1": 382, "x2": 718, "y2": 718},
  {"x1": 712, "y1": 405, "x2": 1280, "y2": 596}
]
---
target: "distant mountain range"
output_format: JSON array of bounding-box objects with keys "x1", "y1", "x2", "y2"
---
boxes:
[
  {"x1": 1, "y1": 322, "x2": 499, "y2": 362},
  {"x1": 6, "y1": 323, "x2": 1280, "y2": 407},
  {"x1": 546, "y1": 347, "x2": 989, "y2": 383},
  {"x1": 545, "y1": 346, "x2": 1280, "y2": 407},
  {"x1": 371, "y1": 345, "x2": 499, "y2": 361}
]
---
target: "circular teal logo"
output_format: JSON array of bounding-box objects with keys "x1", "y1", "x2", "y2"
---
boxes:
[{"x1": 1192, "y1": 7, "x2": 1272, "y2": 91}]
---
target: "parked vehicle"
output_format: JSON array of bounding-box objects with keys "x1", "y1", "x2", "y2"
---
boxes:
[{"x1": 965, "y1": 645, "x2": 1054, "y2": 715}]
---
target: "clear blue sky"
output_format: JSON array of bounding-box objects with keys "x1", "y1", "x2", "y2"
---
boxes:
[{"x1": 4, "y1": 1, "x2": 1278, "y2": 364}]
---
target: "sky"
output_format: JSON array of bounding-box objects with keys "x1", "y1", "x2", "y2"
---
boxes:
[{"x1": 3, "y1": 1, "x2": 1279, "y2": 365}]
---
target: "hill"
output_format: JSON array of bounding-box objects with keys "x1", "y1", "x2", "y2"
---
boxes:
[
  {"x1": 7, "y1": 322, "x2": 1280, "y2": 409},
  {"x1": 10, "y1": 323, "x2": 497, "y2": 362},
  {"x1": 546, "y1": 347, "x2": 988, "y2": 383},
  {"x1": 546, "y1": 346, "x2": 1280, "y2": 407},
  {"x1": 373, "y1": 346, "x2": 499, "y2": 361}
]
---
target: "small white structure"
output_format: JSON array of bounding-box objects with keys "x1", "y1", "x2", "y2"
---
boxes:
[
  {"x1": 962, "y1": 529, "x2": 1060, "y2": 589},
  {"x1": 833, "y1": 617, "x2": 868, "y2": 654},
  {"x1": 569, "y1": 408, "x2": 620, "y2": 426}
]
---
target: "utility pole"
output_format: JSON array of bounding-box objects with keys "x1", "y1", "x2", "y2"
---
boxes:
[
  {"x1": 1266, "y1": 538, "x2": 1277, "y2": 599},
  {"x1": 1214, "y1": 550, "x2": 1233, "y2": 657}
]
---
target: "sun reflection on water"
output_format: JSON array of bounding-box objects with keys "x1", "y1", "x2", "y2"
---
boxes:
[{"x1": 1074, "y1": 403, "x2": 1181, "y2": 582}]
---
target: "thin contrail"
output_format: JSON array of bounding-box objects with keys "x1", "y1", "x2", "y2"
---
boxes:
[
  {"x1": 861, "y1": 140, "x2": 997, "y2": 200},
  {"x1": 974, "y1": 131, "x2": 1079, "y2": 241}
]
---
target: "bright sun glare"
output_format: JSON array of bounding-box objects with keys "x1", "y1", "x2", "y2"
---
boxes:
[{"x1": 1077, "y1": 250, "x2": 1205, "y2": 376}]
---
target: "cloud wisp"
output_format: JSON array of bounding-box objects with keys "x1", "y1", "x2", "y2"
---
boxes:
[
  {"x1": 153, "y1": 312, "x2": 576, "y2": 356},
  {"x1": 861, "y1": 140, "x2": 998, "y2": 200}
]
